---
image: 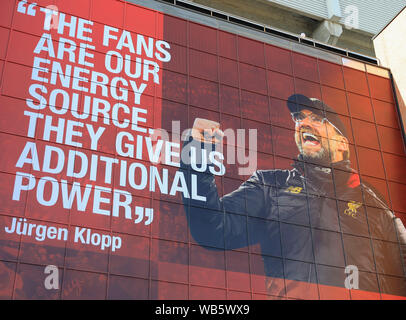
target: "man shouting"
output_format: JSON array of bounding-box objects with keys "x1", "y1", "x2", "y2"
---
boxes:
[{"x1": 181, "y1": 93, "x2": 406, "y2": 298}]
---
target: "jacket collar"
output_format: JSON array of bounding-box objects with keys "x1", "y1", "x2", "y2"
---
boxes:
[
  {"x1": 292, "y1": 155, "x2": 359, "y2": 188},
  {"x1": 293, "y1": 155, "x2": 352, "y2": 172}
]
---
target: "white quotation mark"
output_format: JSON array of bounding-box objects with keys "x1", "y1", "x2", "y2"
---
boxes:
[
  {"x1": 17, "y1": 0, "x2": 37, "y2": 16},
  {"x1": 134, "y1": 206, "x2": 154, "y2": 225},
  {"x1": 44, "y1": 265, "x2": 59, "y2": 290}
]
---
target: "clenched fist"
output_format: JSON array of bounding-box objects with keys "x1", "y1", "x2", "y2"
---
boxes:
[{"x1": 191, "y1": 118, "x2": 224, "y2": 144}]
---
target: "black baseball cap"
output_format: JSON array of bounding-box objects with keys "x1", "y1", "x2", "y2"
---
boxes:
[{"x1": 287, "y1": 94, "x2": 348, "y2": 138}]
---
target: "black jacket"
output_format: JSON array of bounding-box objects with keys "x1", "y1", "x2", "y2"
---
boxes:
[{"x1": 181, "y1": 139, "x2": 406, "y2": 297}]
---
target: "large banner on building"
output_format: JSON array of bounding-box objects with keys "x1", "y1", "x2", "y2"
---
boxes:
[{"x1": 0, "y1": 0, "x2": 405, "y2": 300}]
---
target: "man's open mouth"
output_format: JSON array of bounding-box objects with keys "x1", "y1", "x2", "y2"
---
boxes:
[{"x1": 302, "y1": 132, "x2": 320, "y2": 146}]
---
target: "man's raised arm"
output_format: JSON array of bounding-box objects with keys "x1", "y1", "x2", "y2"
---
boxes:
[{"x1": 180, "y1": 118, "x2": 266, "y2": 250}]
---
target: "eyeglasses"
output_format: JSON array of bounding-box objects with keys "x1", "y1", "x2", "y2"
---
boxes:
[
  {"x1": 291, "y1": 111, "x2": 345, "y2": 136},
  {"x1": 291, "y1": 111, "x2": 325, "y2": 126}
]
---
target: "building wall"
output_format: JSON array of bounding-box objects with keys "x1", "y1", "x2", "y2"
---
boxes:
[
  {"x1": 0, "y1": 0, "x2": 405, "y2": 299},
  {"x1": 374, "y1": 8, "x2": 406, "y2": 145}
]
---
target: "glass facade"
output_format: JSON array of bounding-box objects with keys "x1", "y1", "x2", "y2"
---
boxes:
[{"x1": 0, "y1": 0, "x2": 405, "y2": 300}]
